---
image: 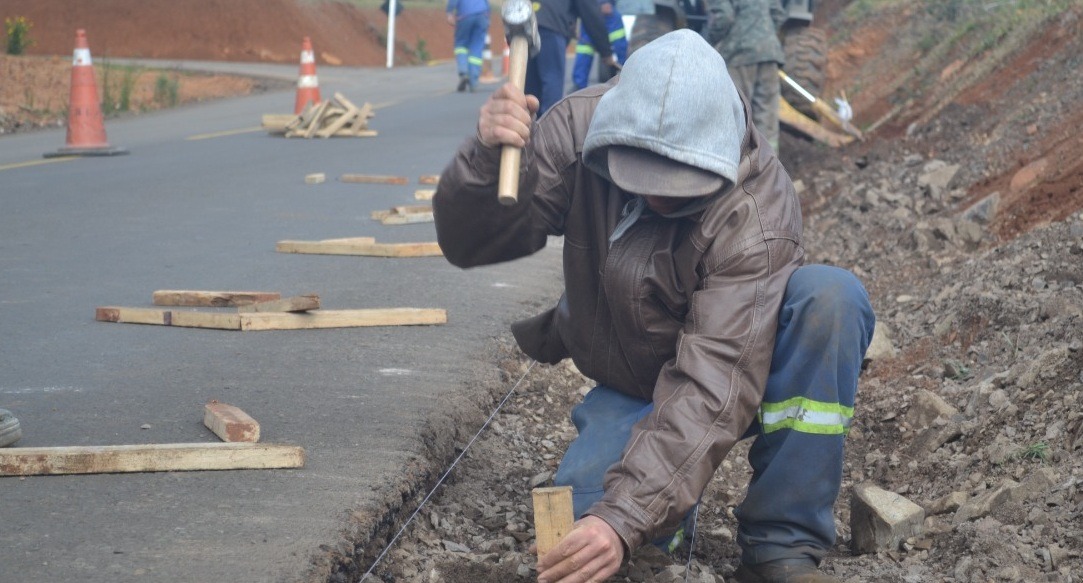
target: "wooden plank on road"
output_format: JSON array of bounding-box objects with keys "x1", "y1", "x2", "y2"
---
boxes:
[
  {"x1": 152, "y1": 290, "x2": 281, "y2": 307},
  {"x1": 237, "y1": 295, "x2": 321, "y2": 313},
  {"x1": 0, "y1": 443, "x2": 305, "y2": 476},
  {"x1": 240, "y1": 308, "x2": 447, "y2": 331},
  {"x1": 96, "y1": 306, "x2": 172, "y2": 326},
  {"x1": 276, "y1": 239, "x2": 442, "y2": 257},
  {"x1": 340, "y1": 174, "x2": 409, "y2": 185}
]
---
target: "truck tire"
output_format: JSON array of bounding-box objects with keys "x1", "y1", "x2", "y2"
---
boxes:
[
  {"x1": 782, "y1": 26, "x2": 827, "y2": 117},
  {"x1": 628, "y1": 12, "x2": 677, "y2": 55}
]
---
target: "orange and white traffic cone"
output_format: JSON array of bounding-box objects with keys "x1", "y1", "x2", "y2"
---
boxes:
[
  {"x1": 294, "y1": 37, "x2": 322, "y2": 114},
  {"x1": 44, "y1": 29, "x2": 127, "y2": 158},
  {"x1": 479, "y1": 33, "x2": 496, "y2": 83}
]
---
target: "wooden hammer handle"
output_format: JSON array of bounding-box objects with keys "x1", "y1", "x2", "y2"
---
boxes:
[{"x1": 498, "y1": 35, "x2": 531, "y2": 206}]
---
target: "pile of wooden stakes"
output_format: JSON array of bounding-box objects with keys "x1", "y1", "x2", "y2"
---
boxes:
[{"x1": 262, "y1": 92, "x2": 376, "y2": 139}]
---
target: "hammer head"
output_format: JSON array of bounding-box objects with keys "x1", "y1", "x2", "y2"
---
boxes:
[{"x1": 501, "y1": 0, "x2": 541, "y2": 57}]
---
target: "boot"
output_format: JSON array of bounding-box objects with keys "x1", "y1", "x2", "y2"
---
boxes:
[
  {"x1": 0, "y1": 408, "x2": 21, "y2": 447},
  {"x1": 457, "y1": 74, "x2": 469, "y2": 92},
  {"x1": 733, "y1": 558, "x2": 840, "y2": 583}
]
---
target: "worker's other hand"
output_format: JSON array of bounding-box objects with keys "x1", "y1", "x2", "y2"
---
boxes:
[
  {"x1": 446, "y1": 13, "x2": 456, "y2": 25},
  {"x1": 477, "y1": 82, "x2": 539, "y2": 149},
  {"x1": 604, "y1": 54, "x2": 621, "y2": 70},
  {"x1": 536, "y1": 516, "x2": 624, "y2": 583}
]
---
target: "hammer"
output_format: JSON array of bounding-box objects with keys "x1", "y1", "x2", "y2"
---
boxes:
[{"x1": 498, "y1": 0, "x2": 541, "y2": 206}]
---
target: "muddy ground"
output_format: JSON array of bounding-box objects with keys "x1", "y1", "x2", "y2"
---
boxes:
[{"x1": 4, "y1": 1, "x2": 1081, "y2": 582}]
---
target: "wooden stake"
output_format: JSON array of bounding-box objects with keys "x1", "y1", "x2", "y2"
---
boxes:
[
  {"x1": 532, "y1": 486, "x2": 574, "y2": 558},
  {"x1": 96, "y1": 306, "x2": 172, "y2": 326},
  {"x1": 152, "y1": 290, "x2": 281, "y2": 307},
  {"x1": 0, "y1": 442, "x2": 303, "y2": 476},
  {"x1": 340, "y1": 174, "x2": 410, "y2": 185}
]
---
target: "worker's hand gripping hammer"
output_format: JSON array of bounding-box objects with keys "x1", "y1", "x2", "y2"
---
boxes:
[{"x1": 498, "y1": 0, "x2": 541, "y2": 205}]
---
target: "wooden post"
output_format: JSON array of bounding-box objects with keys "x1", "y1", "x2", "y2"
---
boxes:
[{"x1": 532, "y1": 486, "x2": 574, "y2": 558}]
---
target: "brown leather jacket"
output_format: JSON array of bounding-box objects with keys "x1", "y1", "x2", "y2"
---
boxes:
[{"x1": 433, "y1": 81, "x2": 804, "y2": 551}]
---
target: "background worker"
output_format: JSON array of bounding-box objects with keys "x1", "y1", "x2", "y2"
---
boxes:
[
  {"x1": 447, "y1": 0, "x2": 490, "y2": 92},
  {"x1": 527, "y1": 0, "x2": 617, "y2": 116},
  {"x1": 572, "y1": 0, "x2": 627, "y2": 90},
  {"x1": 704, "y1": 0, "x2": 786, "y2": 152},
  {"x1": 434, "y1": 30, "x2": 874, "y2": 583}
]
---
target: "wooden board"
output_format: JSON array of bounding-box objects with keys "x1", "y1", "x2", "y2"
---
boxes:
[
  {"x1": 98, "y1": 306, "x2": 443, "y2": 330},
  {"x1": 239, "y1": 308, "x2": 447, "y2": 331},
  {"x1": 276, "y1": 239, "x2": 442, "y2": 257},
  {"x1": 0, "y1": 443, "x2": 303, "y2": 476},
  {"x1": 237, "y1": 294, "x2": 321, "y2": 313},
  {"x1": 418, "y1": 175, "x2": 440, "y2": 185},
  {"x1": 96, "y1": 306, "x2": 172, "y2": 326},
  {"x1": 415, "y1": 189, "x2": 436, "y2": 201},
  {"x1": 341, "y1": 174, "x2": 409, "y2": 185},
  {"x1": 532, "y1": 486, "x2": 574, "y2": 557},
  {"x1": 379, "y1": 212, "x2": 434, "y2": 225},
  {"x1": 262, "y1": 113, "x2": 298, "y2": 134},
  {"x1": 305, "y1": 173, "x2": 326, "y2": 184},
  {"x1": 152, "y1": 290, "x2": 281, "y2": 307},
  {"x1": 97, "y1": 307, "x2": 241, "y2": 330},
  {"x1": 169, "y1": 310, "x2": 242, "y2": 330},
  {"x1": 204, "y1": 402, "x2": 260, "y2": 443}
]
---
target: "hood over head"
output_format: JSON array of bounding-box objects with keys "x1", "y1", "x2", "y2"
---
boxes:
[{"x1": 582, "y1": 29, "x2": 746, "y2": 198}]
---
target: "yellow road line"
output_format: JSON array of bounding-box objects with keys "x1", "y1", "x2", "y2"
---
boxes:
[
  {"x1": 186, "y1": 126, "x2": 263, "y2": 141},
  {"x1": 0, "y1": 157, "x2": 76, "y2": 172}
]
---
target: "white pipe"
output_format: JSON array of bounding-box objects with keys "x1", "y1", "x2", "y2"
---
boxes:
[{"x1": 386, "y1": 0, "x2": 398, "y2": 69}]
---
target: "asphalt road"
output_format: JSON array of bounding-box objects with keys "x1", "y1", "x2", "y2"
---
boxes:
[{"x1": 0, "y1": 60, "x2": 564, "y2": 582}]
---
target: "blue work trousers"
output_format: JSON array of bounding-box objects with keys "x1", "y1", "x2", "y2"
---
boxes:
[
  {"x1": 552, "y1": 265, "x2": 875, "y2": 565},
  {"x1": 453, "y1": 12, "x2": 489, "y2": 87},
  {"x1": 572, "y1": 17, "x2": 627, "y2": 90},
  {"x1": 525, "y1": 27, "x2": 570, "y2": 117}
]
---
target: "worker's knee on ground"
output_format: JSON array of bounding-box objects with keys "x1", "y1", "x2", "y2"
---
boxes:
[{"x1": 784, "y1": 265, "x2": 874, "y2": 346}]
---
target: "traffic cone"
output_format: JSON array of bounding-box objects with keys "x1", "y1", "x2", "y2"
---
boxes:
[
  {"x1": 479, "y1": 33, "x2": 496, "y2": 83},
  {"x1": 294, "y1": 37, "x2": 322, "y2": 114},
  {"x1": 44, "y1": 29, "x2": 127, "y2": 158}
]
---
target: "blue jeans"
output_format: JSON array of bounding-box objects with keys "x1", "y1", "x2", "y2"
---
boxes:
[
  {"x1": 553, "y1": 265, "x2": 875, "y2": 564},
  {"x1": 525, "y1": 27, "x2": 570, "y2": 117},
  {"x1": 453, "y1": 12, "x2": 489, "y2": 87}
]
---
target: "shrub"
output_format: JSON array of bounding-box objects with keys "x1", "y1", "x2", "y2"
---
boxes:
[{"x1": 4, "y1": 16, "x2": 34, "y2": 55}]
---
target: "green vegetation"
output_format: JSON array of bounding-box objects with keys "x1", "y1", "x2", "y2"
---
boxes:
[
  {"x1": 154, "y1": 73, "x2": 180, "y2": 108},
  {"x1": 100, "y1": 62, "x2": 142, "y2": 114},
  {"x1": 1018, "y1": 441, "x2": 1051, "y2": 463},
  {"x1": 4, "y1": 15, "x2": 34, "y2": 55}
]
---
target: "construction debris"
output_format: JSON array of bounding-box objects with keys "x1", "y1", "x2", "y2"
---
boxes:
[
  {"x1": 276, "y1": 237, "x2": 442, "y2": 257},
  {"x1": 305, "y1": 173, "x2": 326, "y2": 184},
  {"x1": 341, "y1": 174, "x2": 410, "y2": 185},
  {"x1": 152, "y1": 290, "x2": 281, "y2": 307},
  {"x1": 96, "y1": 306, "x2": 447, "y2": 330},
  {"x1": 850, "y1": 482, "x2": 925, "y2": 554},
  {"x1": 262, "y1": 92, "x2": 376, "y2": 139},
  {"x1": 237, "y1": 294, "x2": 321, "y2": 313},
  {"x1": 371, "y1": 204, "x2": 434, "y2": 225},
  {"x1": 0, "y1": 443, "x2": 304, "y2": 476},
  {"x1": 204, "y1": 402, "x2": 261, "y2": 443}
]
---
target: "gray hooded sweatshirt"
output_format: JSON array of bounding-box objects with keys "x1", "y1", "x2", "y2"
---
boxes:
[{"x1": 434, "y1": 29, "x2": 803, "y2": 551}]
